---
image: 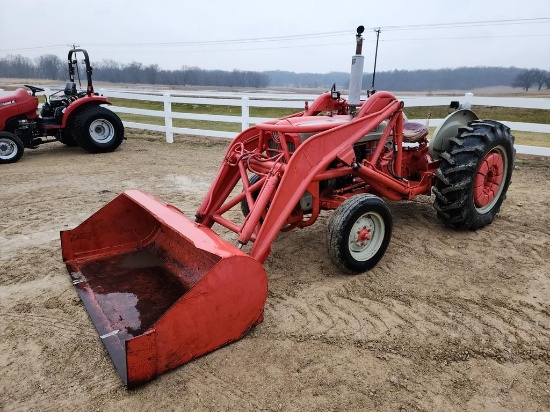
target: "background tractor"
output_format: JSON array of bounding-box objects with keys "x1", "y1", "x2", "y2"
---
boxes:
[
  {"x1": 60, "y1": 27, "x2": 515, "y2": 387},
  {"x1": 0, "y1": 49, "x2": 124, "y2": 164}
]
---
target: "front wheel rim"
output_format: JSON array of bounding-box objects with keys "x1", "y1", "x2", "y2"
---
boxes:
[
  {"x1": 89, "y1": 119, "x2": 115, "y2": 144},
  {"x1": 348, "y1": 211, "x2": 385, "y2": 261},
  {"x1": 474, "y1": 146, "x2": 508, "y2": 213},
  {"x1": 0, "y1": 138, "x2": 17, "y2": 160}
]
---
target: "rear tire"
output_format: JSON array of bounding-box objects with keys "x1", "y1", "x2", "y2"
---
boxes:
[
  {"x1": 327, "y1": 194, "x2": 392, "y2": 273},
  {"x1": 432, "y1": 120, "x2": 514, "y2": 230},
  {"x1": 59, "y1": 129, "x2": 78, "y2": 146},
  {"x1": 73, "y1": 106, "x2": 124, "y2": 153},
  {"x1": 0, "y1": 131, "x2": 24, "y2": 164}
]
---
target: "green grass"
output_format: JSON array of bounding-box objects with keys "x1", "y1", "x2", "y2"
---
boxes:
[
  {"x1": 108, "y1": 97, "x2": 296, "y2": 118},
  {"x1": 118, "y1": 113, "x2": 242, "y2": 132},
  {"x1": 109, "y1": 97, "x2": 297, "y2": 132},
  {"x1": 511, "y1": 131, "x2": 550, "y2": 148}
]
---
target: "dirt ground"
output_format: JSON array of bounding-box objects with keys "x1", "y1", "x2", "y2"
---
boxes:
[{"x1": 1, "y1": 132, "x2": 549, "y2": 412}]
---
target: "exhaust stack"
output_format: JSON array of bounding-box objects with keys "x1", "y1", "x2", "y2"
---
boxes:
[{"x1": 348, "y1": 25, "x2": 365, "y2": 113}]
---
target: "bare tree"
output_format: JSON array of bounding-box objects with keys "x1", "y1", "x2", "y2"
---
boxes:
[
  {"x1": 531, "y1": 69, "x2": 548, "y2": 90},
  {"x1": 0, "y1": 54, "x2": 35, "y2": 78},
  {"x1": 124, "y1": 61, "x2": 143, "y2": 83},
  {"x1": 143, "y1": 64, "x2": 160, "y2": 84},
  {"x1": 36, "y1": 54, "x2": 64, "y2": 80},
  {"x1": 512, "y1": 70, "x2": 537, "y2": 91},
  {"x1": 96, "y1": 59, "x2": 122, "y2": 83}
]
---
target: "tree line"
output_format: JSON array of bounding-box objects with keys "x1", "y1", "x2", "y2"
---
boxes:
[
  {"x1": 0, "y1": 54, "x2": 270, "y2": 88},
  {"x1": 0, "y1": 53, "x2": 548, "y2": 91},
  {"x1": 266, "y1": 67, "x2": 550, "y2": 92}
]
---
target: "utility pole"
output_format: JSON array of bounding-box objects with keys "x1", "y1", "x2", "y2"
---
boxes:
[{"x1": 369, "y1": 28, "x2": 381, "y2": 97}]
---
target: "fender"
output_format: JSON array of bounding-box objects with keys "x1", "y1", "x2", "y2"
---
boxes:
[{"x1": 61, "y1": 95, "x2": 111, "y2": 128}]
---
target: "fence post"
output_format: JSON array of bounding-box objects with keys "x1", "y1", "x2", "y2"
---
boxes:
[
  {"x1": 164, "y1": 93, "x2": 173, "y2": 143},
  {"x1": 241, "y1": 96, "x2": 249, "y2": 131}
]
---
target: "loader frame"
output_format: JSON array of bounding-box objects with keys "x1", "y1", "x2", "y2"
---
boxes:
[{"x1": 196, "y1": 91, "x2": 439, "y2": 263}]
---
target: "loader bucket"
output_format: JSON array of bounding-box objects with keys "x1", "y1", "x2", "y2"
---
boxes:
[{"x1": 60, "y1": 190, "x2": 268, "y2": 388}]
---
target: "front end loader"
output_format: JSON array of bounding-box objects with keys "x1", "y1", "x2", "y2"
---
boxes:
[
  {"x1": 61, "y1": 190, "x2": 267, "y2": 388},
  {"x1": 61, "y1": 27, "x2": 514, "y2": 388}
]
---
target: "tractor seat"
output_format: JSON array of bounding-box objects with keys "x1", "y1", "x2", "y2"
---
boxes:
[
  {"x1": 49, "y1": 82, "x2": 78, "y2": 108},
  {"x1": 403, "y1": 122, "x2": 428, "y2": 143},
  {"x1": 64, "y1": 82, "x2": 77, "y2": 96}
]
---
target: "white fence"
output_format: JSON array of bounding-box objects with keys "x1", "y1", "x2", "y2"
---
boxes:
[
  {"x1": 104, "y1": 89, "x2": 550, "y2": 156},
  {"x1": 103, "y1": 90, "x2": 317, "y2": 141},
  {"x1": 103, "y1": 89, "x2": 550, "y2": 137},
  {"x1": 1, "y1": 87, "x2": 549, "y2": 155}
]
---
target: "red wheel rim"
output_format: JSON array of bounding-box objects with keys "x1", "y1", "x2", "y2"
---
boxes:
[{"x1": 474, "y1": 151, "x2": 504, "y2": 208}]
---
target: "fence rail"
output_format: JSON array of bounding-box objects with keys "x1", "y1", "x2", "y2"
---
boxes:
[
  {"x1": 1, "y1": 87, "x2": 549, "y2": 155},
  {"x1": 105, "y1": 89, "x2": 550, "y2": 155}
]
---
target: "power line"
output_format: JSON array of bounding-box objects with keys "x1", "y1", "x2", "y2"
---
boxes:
[
  {"x1": 381, "y1": 17, "x2": 550, "y2": 31},
  {"x1": 1, "y1": 17, "x2": 549, "y2": 53},
  {"x1": 85, "y1": 32, "x2": 550, "y2": 56},
  {"x1": 76, "y1": 17, "x2": 550, "y2": 48},
  {"x1": 0, "y1": 44, "x2": 66, "y2": 52},
  {"x1": 381, "y1": 33, "x2": 550, "y2": 42}
]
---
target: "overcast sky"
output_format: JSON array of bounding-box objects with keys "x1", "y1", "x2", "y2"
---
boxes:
[{"x1": 1, "y1": 0, "x2": 549, "y2": 74}]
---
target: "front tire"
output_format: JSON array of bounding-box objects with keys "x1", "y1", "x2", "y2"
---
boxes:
[
  {"x1": 73, "y1": 106, "x2": 124, "y2": 153},
  {"x1": 240, "y1": 174, "x2": 261, "y2": 217},
  {"x1": 0, "y1": 132, "x2": 24, "y2": 164},
  {"x1": 327, "y1": 194, "x2": 393, "y2": 273},
  {"x1": 433, "y1": 120, "x2": 514, "y2": 230}
]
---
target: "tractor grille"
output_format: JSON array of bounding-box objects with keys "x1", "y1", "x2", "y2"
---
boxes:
[{"x1": 267, "y1": 139, "x2": 295, "y2": 161}]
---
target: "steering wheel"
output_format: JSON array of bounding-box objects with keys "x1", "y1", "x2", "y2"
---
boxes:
[{"x1": 23, "y1": 85, "x2": 45, "y2": 96}]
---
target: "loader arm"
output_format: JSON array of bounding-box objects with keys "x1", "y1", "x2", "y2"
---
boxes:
[
  {"x1": 249, "y1": 96, "x2": 402, "y2": 262},
  {"x1": 196, "y1": 127, "x2": 262, "y2": 226}
]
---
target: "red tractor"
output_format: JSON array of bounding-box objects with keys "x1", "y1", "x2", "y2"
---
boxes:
[
  {"x1": 60, "y1": 28, "x2": 514, "y2": 387},
  {"x1": 0, "y1": 49, "x2": 124, "y2": 164}
]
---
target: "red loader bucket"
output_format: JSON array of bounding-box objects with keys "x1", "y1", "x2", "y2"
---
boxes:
[{"x1": 60, "y1": 190, "x2": 268, "y2": 388}]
